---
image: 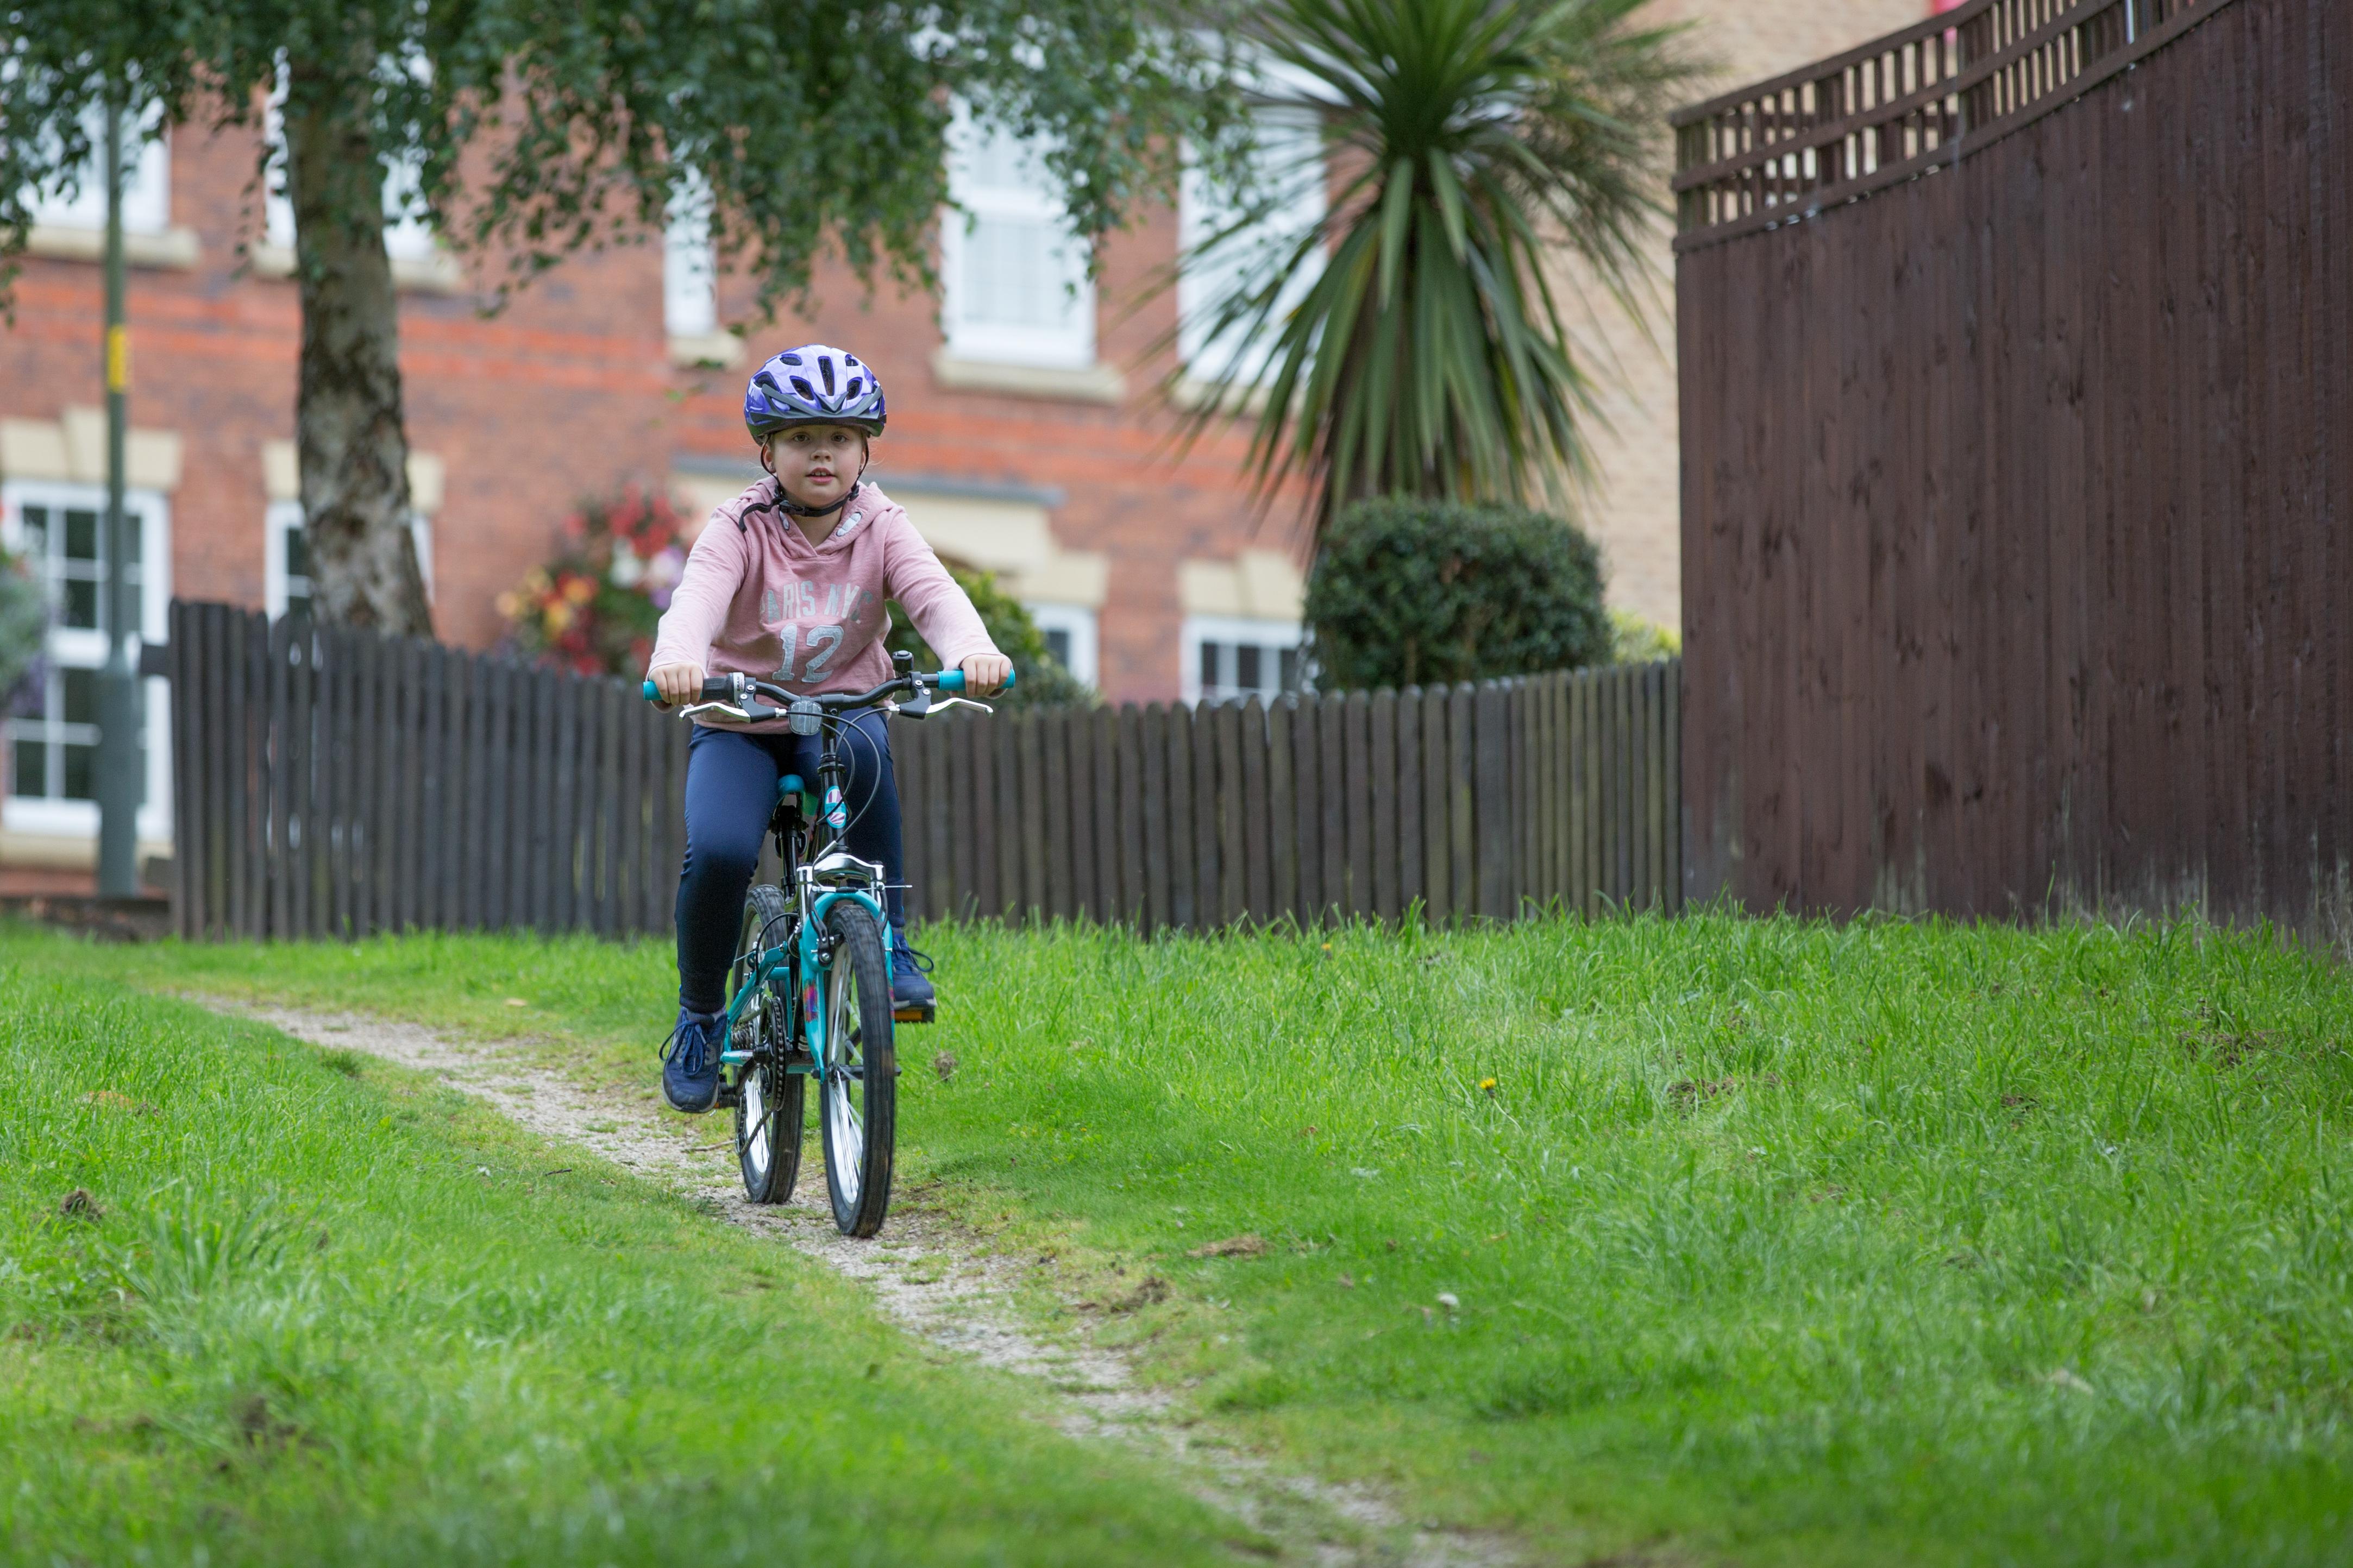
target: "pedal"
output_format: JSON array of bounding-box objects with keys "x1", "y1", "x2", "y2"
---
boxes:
[{"x1": 893, "y1": 1002, "x2": 935, "y2": 1024}]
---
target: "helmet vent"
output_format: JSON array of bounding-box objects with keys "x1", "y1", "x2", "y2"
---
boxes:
[
  {"x1": 789, "y1": 376, "x2": 818, "y2": 401},
  {"x1": 818, "y1": 356, "x2": 837, "y2": 395}
]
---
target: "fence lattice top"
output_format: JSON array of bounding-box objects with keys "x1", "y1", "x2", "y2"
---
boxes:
[{"x1": 1671, "y1": 0, "x2": 2236, "y2": 250}]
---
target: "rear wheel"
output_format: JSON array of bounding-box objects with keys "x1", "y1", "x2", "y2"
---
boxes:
[
  {"x1": 731, "y1": 885, "x2": 804, "y2": 1204},
  {"x1": 817, "y1": 899, "x2": 895, "y2": 1236}
]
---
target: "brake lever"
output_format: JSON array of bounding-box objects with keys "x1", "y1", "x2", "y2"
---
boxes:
[
  {"x1": 929, "y1": 695, "x2": 995, "y2": 716},
  {"x1": 680, "y1": 701, "x2": 752, "y2": 723}
]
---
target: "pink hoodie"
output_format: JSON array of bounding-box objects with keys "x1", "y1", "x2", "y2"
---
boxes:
[{"x1": 647, "y1": 477, "x2": 1000, "y2": 732}]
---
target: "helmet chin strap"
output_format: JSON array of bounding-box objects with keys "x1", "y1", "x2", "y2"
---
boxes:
[{"x1": 762, "y1": 444, "x2": 868, "y2": 520}]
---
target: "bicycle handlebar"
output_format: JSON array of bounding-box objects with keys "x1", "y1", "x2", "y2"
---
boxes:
[{"x1": 641, "y1": 664, "x2": 1015, "y2": 712}]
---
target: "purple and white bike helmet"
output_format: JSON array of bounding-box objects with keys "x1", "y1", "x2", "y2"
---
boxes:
[{"x1": 743, "y1": 344, "x2": 887, "y2": 438}]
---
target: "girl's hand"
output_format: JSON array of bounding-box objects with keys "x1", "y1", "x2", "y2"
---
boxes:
[
  {"x1": 961, "y1": 653, "x2": 1013, "y2": 696},
  {"x1": 650, "y1": 662, "x2": 705, "y2": 705}
]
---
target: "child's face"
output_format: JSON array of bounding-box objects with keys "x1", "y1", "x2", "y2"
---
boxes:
[{"x1": 765, "y1": 424, "x2": 869, "y2": 510}]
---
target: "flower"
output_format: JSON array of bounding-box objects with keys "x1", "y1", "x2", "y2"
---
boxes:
[
  {"x1": 500, "y1": 486, "x2": 692, "y2": 676},
  {"x1": 1479, "y1": 1077, "x2": 1498, "y2": 1093}
]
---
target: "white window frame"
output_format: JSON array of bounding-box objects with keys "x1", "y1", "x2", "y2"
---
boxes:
[
  {"x1": 262, "y1": 499, "x2": 309, "y2": 619},
  {"x1": 266, "y1": 501, "x2": 433, "y2": 619},
  {"x1": 1, "y1": 480, "x2": 173, "y2": 842},
  {"x1": 1181, "y1": 614, "x2": 1304, "y2": 706},
  {"x1": 1025, "y1": 602, "x2": 1099, "y2": 688},
  {"x1": 940, "y1": 108, "x2": 1095, "y2": 369},
  {"x1": 1179, "y1": 105, "x2": 1327, "y2": 385},
  {"x1": 20, "y1": 100, "x2": 171, "y2": 235}
]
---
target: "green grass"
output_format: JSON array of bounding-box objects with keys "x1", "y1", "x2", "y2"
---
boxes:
[
  {"x1": 13, "y1": 912, "x2": 2353, "y2": 1565},
  {"x1": 0, "y1": 954, "x2": 1255, "y2": 1566}
]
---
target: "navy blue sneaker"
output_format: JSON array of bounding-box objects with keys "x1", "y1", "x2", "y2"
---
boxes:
[
  {"x1": 890, "y1": 928, "x2": 936, "y2": 1022},
  {"x1": 661, "y1": 1006, "x2": 725, "y2": 1113}
]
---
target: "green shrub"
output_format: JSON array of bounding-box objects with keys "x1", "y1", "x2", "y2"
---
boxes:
[
  {"x1": 1303, "y1": 499, "x2": 1609, "y2": 690},
  {"x1": 1609, "y1": 608, "x2": 1681, "y2": 665},
  {"x1": 888, "y1": 564, "x2": 1097, "y2": 710},
  {"x1": 0, "y1": 546, "x2": 46, "y2": 703}
]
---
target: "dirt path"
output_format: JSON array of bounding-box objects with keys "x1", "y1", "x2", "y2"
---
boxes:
[{"x1": 218, "y1": 1003, "x2": 1514, "y2": 1568}]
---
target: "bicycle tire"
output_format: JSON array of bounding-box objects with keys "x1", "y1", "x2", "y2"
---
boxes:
[
  {"x1": 732, "y1": 884, "x2": 804, "y2": 1205},
  {"x1": 817, "y1": 898, "x2": 895, "y2": 1236}
]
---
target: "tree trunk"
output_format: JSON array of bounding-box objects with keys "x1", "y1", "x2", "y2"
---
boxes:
[{"x1": 284, "y1": 62, "x2": 433, "y2": 635}]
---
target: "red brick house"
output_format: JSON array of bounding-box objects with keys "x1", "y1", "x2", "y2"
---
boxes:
[{"x1": 2, "y1": 108, "x2": 1316, "y2": 884}]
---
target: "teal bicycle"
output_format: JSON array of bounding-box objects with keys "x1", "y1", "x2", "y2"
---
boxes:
[{"x1": 644, "y1": 654, "x2": 1008, "y2": 1236}]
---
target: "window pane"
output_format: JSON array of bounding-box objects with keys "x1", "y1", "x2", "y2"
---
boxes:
[
  {"x1": 21, "y1": 506, "x2": 48, "y2": 556},
  {"x1": 61, "y1": 742, "x2": 94, "y2": 801},
  {"x1": 63, "y1": 579, "x2": 98, "y2": 629},
  {"x1": 65, "y1": 509, "x2": 98, "y2": 562},
  {"x1": 1236, "y1": 644, "x2": 1262, "y2": 692},
  {"x1": 62, "y1": 667, "x2": 97, "y2": 725},
  {"x1": 11, "y1": 738, "x2": 46, "y2": 798},
  {"x1": 963, "y1": 216, "x2": 1086, "y2": 332},
  {"x1": 663, "y1": 179, "x2": 719, "y2": 340},
  {"x1": 285, "y1": 588, "x2": 312, "y2": 623},
  {"x1": 1279, "y1": 647, "x2": 1301, "y2": 693},
  {"x1": 1044, "y1": 627, "x2": 1071, "y2": 667},
  {"x1": 1178, "y1": 106, "x2": 1329, "y2": 381},
  {"x1": 1199, "y1": 640, "x2": 1222, "y2": 690}
]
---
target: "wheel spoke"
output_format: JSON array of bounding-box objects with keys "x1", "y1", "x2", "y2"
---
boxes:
[
  {"x1": 743, "y1": 1070, "x2": 769, "y2": 1170},
  {"x1": 827, "y1": 955, "x2": 865, "y2": 1206}
]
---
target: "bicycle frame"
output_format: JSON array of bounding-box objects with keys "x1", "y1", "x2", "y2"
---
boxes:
[
  {"x1": 718, "y1": 731, "x2": 890, "y2": 1087},
  {"x1": 644, "y1": 659, "x2": 1009, "y2": 1088}
]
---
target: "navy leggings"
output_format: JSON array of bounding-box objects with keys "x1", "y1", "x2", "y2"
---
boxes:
[{"x1": 675, "y1": 714, "x2": 901, "y2": 1012}]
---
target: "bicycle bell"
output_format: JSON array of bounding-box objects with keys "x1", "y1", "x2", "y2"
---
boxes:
[{"x1": 788, "y1": 697, "x2": 823, "y2": 736}]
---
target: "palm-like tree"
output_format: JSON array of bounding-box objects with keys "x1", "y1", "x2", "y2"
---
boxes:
[{"x1": 1171, "y1": 0, "x2": 1697, "y2": 532}]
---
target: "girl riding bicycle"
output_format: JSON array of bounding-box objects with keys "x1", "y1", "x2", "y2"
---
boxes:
[{"x1": 645, "y1": 344, "x2": 1011, "y2": 1114}]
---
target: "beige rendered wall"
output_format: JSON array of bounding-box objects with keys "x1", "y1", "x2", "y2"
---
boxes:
[{"x1": 1558, "y1": 0, "x2": 1929, "y2": 629}]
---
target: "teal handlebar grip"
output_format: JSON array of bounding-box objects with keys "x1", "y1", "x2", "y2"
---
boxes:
[
  {"x1": 934, "y1": 666, "x2": 1017, "y2": 693},
  {"x1": 642, "y1": 679, "x2": 660, "y2": 702}
]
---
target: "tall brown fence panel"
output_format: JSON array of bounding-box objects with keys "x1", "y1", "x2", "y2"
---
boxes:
[
  {"x1": 1675, "y1": 0, "x2": 2350, "y2": 947},
  {"x1": 168, "y1": 599, "x2": 1680, "y2": 937}
]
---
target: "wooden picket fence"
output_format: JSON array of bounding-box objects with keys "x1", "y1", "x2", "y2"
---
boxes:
[
  {"x1": 164, "y1": 599, "x2": 1681, "y2": 941},
  {"x1": 166, "y1": 601, "x2": 686, "y2": 942},
  {"x1": 892, "y1": 662, "x2": 1681, "y2": 930}
]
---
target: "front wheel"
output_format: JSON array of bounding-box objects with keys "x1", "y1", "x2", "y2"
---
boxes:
[
  {"x1": 817, "y1": 899, "x2": 895, "y2": 1236},
  {"x1": 732, "y1": 885, "x2": 804, "y2": 1204}
]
